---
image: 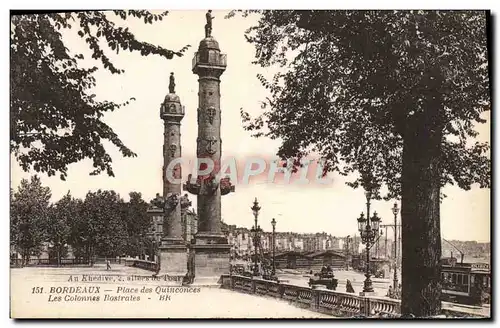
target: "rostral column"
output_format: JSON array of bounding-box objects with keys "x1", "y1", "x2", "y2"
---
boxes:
[
  {"x1": 150, "y1": 72, "x2": 189, "y2": 278},
  {"x1": 184, "y1": 10, "x2": 235, "y2": 282}
]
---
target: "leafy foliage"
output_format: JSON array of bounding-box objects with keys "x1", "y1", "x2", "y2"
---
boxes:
[
  {"x1": 234, "y1": 10, "x2": 490, "y2": 199},
  {"x1": 47, "y1": 192, "x2": 78, "y2": 263},
  {"x1": 81, "y1": 190, "x2": 128, "y2": 258},
  {"x1": 10, "y1": 176, "x2": 155, "y2": 260},
  {"x1": 10, "y1": 11, "x2": 190, "y2": 180},
  {"x1": 10, "y1": 176, "x2": 51, "y2": 263},
  {"x1": 121, "y1": 192, "x2": 150, "y2": 257},
  {"x1": 231, "y1": 10, "x2": 490, "y2": 316}
]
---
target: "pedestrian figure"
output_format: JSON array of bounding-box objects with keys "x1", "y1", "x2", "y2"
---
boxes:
[
  {"x1": 387, "y1": 285, "x2": 394, "y2": 298},
  {"x1": 346, "y1": 279, "x2": 355, "y2": 293},
  {"x1": 106, "y1": 259, "x2": 111, "y2": 271}
]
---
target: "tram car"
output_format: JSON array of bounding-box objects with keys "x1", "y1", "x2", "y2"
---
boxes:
[{"x1": 441, "y1": 262, "x2": 491, "y2": 306}]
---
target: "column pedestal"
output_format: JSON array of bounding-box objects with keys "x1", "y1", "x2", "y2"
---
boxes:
[
  {"x1": 158, "y1": 238, "x2": 187, "y2": 282},
  {"x1": 190, "y1": 233, "x2": 231, "y2": 286}
]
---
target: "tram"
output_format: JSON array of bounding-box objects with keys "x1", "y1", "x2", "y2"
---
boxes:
[{"x1": 441, "y1": 261, "x2": 491, "y2": 306}]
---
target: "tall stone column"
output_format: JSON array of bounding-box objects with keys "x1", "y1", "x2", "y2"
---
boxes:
[
  {"x1": 184, "y1": 11, "x2": 235, "y2": 284},
  {"x1": 151, "y1": 72, "x2": 187, "y2": 277}
]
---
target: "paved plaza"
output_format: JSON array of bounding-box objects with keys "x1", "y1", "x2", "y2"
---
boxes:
[{"x1": 10, "y1": 265, "x2": 333, "y2": 319}]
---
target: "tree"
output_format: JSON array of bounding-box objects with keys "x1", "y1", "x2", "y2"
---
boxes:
[
  {"x1": 122, "y1": 192, "x2": 150, "y2": 257},
  {"x1": 233, "y1": 10, "x2": 490, "y2": 316},
  {"x1": 11, "y1": 11, "x2": 190, "y2": 180},
  {"x1": 66, "y1": 197, "x2": 88, "y2": 260},
  {"x1": 10, "y1": 175, "x2": 52, "y2": 265},
  {"x1": 81, "y1": 190, "x2": 128, "y2": 259},
  {"x1": 46, "y1": 192, "x2": 78, "y2": 265},
  {"x1": 10, "y1": 188, "x2": 17, "y2": 253}
]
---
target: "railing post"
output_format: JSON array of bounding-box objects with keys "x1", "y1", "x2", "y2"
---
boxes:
[
  {"x1": 311, "y1": 289, "x2": 320, "y2": 310},
  {"x1": 251, "y1": 277, "x2": 256, "y2": 294},
  {"x1": 359, "y1": 296, "x2": 369, "y2": 317},
  {"x1": 364, "y1": 297, "x2": 372, "y2": 317}
]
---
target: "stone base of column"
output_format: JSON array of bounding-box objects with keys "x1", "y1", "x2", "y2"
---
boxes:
[
  {"x1": 189, "y1": 233, "x2": 231, "y2": 286},
  {"x1": 157, "y1": 238, "x2": 187, "y2": 282}
]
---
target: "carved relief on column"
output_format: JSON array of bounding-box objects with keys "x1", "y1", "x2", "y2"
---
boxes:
[
  {"x1": 205, "y1": 136, "x2": 217, "y2": 155},
  {"x1": 196, "y1": 136, "x2": 218, "y2": 156},
  {"x1": 151, "y1": 193, "x2": 181, "y2": 213},
  {"x1": 197, "y1": 107, "x2": 217, "y2": 126},
  {"x1": 164, "y1": 193, "x2": 180, "y2": 212},
  {"x1": 206, "y1": 107, "x2": 216, "y2": 125},
  {"x1": 169, "y1": 144, "x2": 177, "y2": 158},
  {"x1": 180, "y1": 194, "x2": 192, "y2": 215}
]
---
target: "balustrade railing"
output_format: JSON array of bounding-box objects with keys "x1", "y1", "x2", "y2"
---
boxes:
[
  {"x1": 366, "y1": 295, "x2": 400, "y2": 317},
  {"x1": 124, "y1": 259, "x2": 159, "y2": 272},
  {"x1": 220, "y1": 274, "x2": 488, "y2": 318},
  {"x1": 10, "y1": 258, "x2": 92, "y2": 267}
]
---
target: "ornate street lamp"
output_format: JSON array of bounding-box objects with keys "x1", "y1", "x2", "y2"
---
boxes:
[
  {"x1": 357, "y1": 190, "x2": 382, "y2": 294},
  {"x1": 251, "y1": 198, "x2": 262, "y2": 276},
  {"x1": 392, "y1": 202, "x2": 400, "y2": 292},
  {"x1": 271, "y1": 218, "x2": 277, "y2": 276}
]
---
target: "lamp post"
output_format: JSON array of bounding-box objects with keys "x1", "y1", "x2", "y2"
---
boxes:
[
  {"x1": 251, "y1": 198, "x2": 262, "y2": 276},
  {"x1": 392, "y1": 202, "x2": 400, "y2": 292},
  {"x1": 152, "y1": 240, "x2": 157, "y2": 263},
  {"x1": 271, "y1": 218, "x2": 276, "y2": 276},
  {"x1": 345, "y1": 235, "x2": 352, "y2": 270},
  {"x1": 357, "y1": 190, "x2": 382, "y2": 294}
]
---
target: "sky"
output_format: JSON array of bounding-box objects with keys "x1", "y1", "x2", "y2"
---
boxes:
[{"x1": 10, "y1": 10, "x2": 491, "y2": 242}]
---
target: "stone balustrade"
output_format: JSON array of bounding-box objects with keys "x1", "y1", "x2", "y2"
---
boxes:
[
  {"x1": 124, "y1": 258, "x2": 159, "y2": 272},
  {"x1": 222, "y1": 274, "x2": 488, "y2": 318}
]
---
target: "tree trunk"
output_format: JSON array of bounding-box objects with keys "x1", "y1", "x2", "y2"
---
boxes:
[{"x1": 401, "y1": 109, "x2": 443, "y2": 317}]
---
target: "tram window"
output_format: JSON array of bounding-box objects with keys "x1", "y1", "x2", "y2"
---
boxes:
[
  {"x1": 452, "y1": 274, "x2": 457, "y2": 284},
  {"x1": 462, "y1": 274, "x2": 469, "y2": 286},
  {"x1": 484, "y1": 276, "x2": 490, "y2": 288}
]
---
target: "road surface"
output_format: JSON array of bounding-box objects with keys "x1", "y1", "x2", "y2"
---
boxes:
[
  {"x1": 10, "y1": 265, "x2": 334, "y2": 319},
  {"x1": 277, "y1": 269, "x2": 395, "y2": 296}
]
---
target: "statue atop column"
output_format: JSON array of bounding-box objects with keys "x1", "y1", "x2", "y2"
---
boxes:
[
  {"x1": 169, "y1": 72, "x2": 175, "y2": 94},
  {"x1": 205, "y1": 10, "x2": 214, "y2": 38}
]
